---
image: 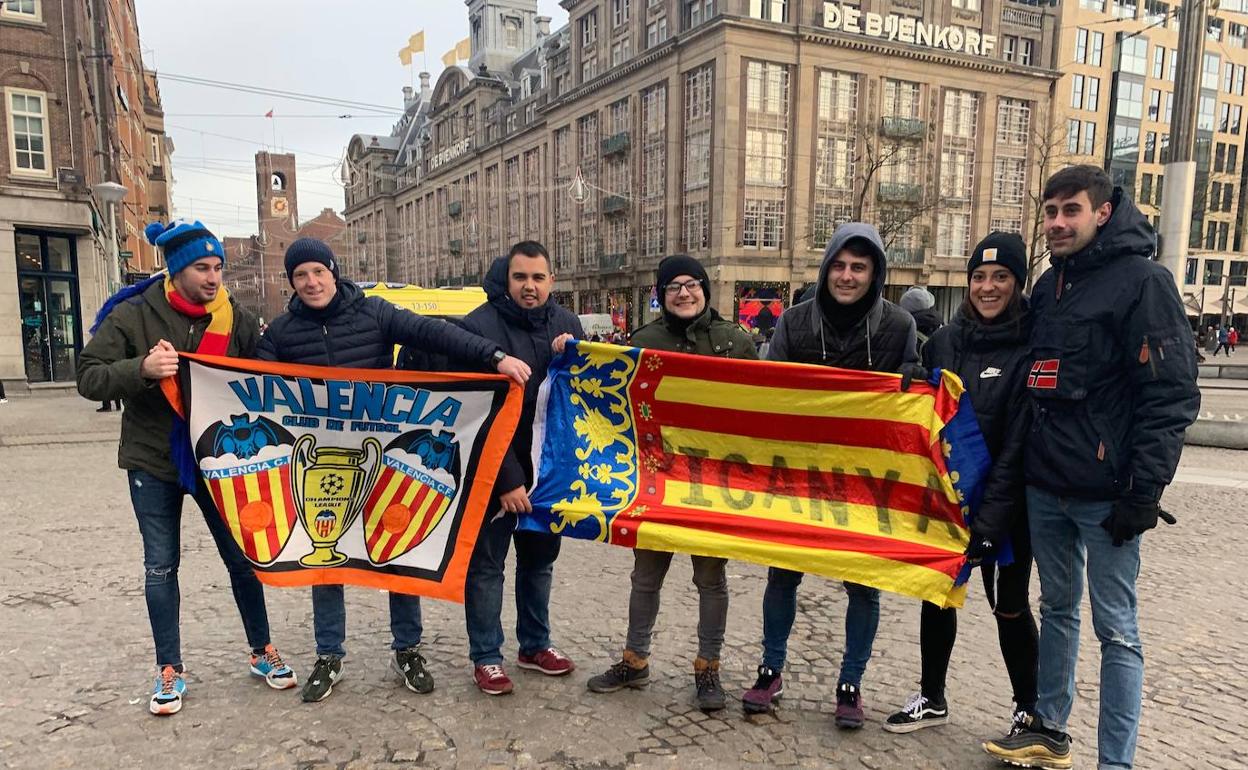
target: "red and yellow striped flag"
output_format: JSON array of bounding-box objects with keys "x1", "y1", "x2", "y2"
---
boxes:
[{"x1": 521, "y1": 342, "x2": 990, "y2": 608}]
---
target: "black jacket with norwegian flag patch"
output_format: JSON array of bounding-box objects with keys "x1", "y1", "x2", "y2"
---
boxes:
[{"x1": 1025, "y1": 190, "x2": 1200, "y2": 502}]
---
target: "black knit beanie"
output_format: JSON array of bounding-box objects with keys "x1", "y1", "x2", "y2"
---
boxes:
[
  {"x1": 284, "y1": 238, "x2": 340, "y2": 284},
  {"x1": 656, "y1": 254, "x2": 710, "y2": 305},
  {"x1": 967, "y1": 232, "x2": 1028, "y2": 286}
]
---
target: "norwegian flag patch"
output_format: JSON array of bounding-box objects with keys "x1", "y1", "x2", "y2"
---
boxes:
[{"x1": 1028, "y1": 359, "x2": 1060, "y2": 389}]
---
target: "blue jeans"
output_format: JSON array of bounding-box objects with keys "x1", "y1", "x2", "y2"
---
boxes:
[
  {"x1": 1028, "y1": 486, "x2": 1143, "y2": 770},
  {"x1": 463, "y1": 511, "x2": 562, "y2": 665},
  {"x1": 127, "y1": 470, "x2": 271, "y2": 668},
  {"x1": 312, "y1": 586, "x2": 423, "y2": 657},
  {"x1": 761, "y1": 568, "x2": 880, "y2": 686}
]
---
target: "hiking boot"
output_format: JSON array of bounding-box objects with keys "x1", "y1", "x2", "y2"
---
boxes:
[
  {"x1": 741, "y1": 665, "x2": 783, "y2": 714},
  {"x1": 149, "y1": 665, "x2": 186, "y2": 716},
  {"x1": 516, "y1": 646, "x2": 576, "y2": 676},
  {"x1": 883, "y1": 692, "x2": 948, "y2": 733},
  {"x1": 982, "y1": 715, "x2": 1073, "y2": 769},
  {"x1": 393, "y1": 647, "x2": 434, "y2": 694},
  {"x1": 587, "y1": 650, "x2": 650, "y2": 693},
  {"x1": 249, "y1": 644, "x2": 297, "y2": 690},
  {"x1": 834, "y1": 682, "x2": 865, "y2": 729},
  {"x1": 693, "y1": 657, "x2": 726, "y2": 711},
  {"x1": 301, "y1": 655, "x2": 343, "y2": 703},
  {"x1": 473, "y1": 663, "x2": 514, "y2": 695}
]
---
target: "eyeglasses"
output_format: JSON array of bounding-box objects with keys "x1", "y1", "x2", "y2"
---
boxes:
[{"x1": 662, "y1": 279, "x2": 704, "y2": 295}]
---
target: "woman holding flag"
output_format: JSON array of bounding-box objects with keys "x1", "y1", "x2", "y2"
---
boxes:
[{"x1": 882, "y1": 233, "x2": 1039, "y2": 738}]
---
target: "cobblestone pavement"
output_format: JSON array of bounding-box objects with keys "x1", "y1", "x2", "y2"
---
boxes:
[{"x1": 1, "y1": 397, "x2": 1245, "y2": 769}]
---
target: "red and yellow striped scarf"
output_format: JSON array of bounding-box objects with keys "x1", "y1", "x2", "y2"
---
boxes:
[{"x1": 164, "y1": 274, "x2": 233, "y2": 354}]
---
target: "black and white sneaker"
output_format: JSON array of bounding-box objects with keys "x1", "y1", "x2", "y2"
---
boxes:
[
  {"x1": 394, "y1": 647, "x2": 434, "y2": 694},
  {"x1": 301, "y1": 655, "x2": 343, "y2": 703},
  {"x1": 883, "y1": 692, "x2": 949, "y2": 733}
]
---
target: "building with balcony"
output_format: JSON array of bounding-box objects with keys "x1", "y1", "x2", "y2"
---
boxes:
[
  {"x1": 1053, "y1": 0, "x2": 1248, "y2": 327},
  {"x1": 1, "y1": 0, "x2": 171, "y2": 390},
  {"x1": 343, "y1": 0, "x2": 1060, "y2": 328}
]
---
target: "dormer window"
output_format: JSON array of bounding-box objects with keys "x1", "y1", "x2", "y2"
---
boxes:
[{"x1": 271, "y1": 172, "x2": 286, "y2": 191}]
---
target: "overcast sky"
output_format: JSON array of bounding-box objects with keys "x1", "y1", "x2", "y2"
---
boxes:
[{"x1": 136, "y1": 0, "x2": 569, "y2": 237}]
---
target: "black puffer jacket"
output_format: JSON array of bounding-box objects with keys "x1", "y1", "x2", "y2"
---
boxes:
[
  {"x1": 256, "y1": 280, "x2": 498, "y2": 369},
  {"x1": 768, "y1": 223, "x2": 918, "y2": 372},
  {"x1": 1026, "y1": 190, "x2": 1200, "y2": 501},
  {"x1": 923, "y1": 304, "x2": 1033, "y2": 542},
  {"x1": 458, "y1": 256, "x2": 584, "y2": 495}
]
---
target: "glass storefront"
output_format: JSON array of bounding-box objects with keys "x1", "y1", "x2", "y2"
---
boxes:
[{"x1": 15, "y1": 230, "x2": 83, "y2": 383}]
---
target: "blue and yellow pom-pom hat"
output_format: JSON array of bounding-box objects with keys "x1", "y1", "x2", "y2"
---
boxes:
[{"x1": 144, "y1": 220, "x2": 225, "y2": 275}]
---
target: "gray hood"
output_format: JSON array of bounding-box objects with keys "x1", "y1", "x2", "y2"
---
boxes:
[{"x1": 816, "y1": 222, "x2": 889, "y2": 320}]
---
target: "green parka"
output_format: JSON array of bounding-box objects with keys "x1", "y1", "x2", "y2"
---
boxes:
[
  {"x1": 76, "y1": 279, "x2": 259, "y2": 482},
  {"x1": 629, "y1": 309, "x2": 759, "y2": 360}
]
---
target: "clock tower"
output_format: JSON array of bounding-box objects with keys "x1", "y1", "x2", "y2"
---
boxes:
[{"x1": 255, "y1": 150, "x2": 300, "y2": 246}]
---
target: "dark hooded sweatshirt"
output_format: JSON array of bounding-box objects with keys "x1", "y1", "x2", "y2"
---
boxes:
[
  {"x1": 768, "y1": 223, "x2": 918, "y2": 373},
  {"x1": 458, "y1": 256, "x2": 584, "y2": 497},
  {"x1": 1025, "y1": 189, "x2": 1199, "y2": 501}
]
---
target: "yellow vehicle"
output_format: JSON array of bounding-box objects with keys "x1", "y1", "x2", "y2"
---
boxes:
[
  {"x1": 358, "y1": 283, "x2": 488, "y2": 318},
  {"x1": 358, "y1": 283, "x2": 489, "y2": 367}
]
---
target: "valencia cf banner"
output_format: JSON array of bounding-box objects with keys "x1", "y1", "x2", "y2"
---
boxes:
[
  {"x1": 520, "y1": 342, "x2": 991, "y2": 608},
  {"x1": 164, "y1": 354, "x2": 522, "y2": 601}
]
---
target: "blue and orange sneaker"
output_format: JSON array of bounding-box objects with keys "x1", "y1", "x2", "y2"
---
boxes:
[
  {"x1": 250, "y1": 644, "x2": 298, "y2": 690},
  {"x1": 150, "y1": 665, "x2": 186, "y2": 716}
]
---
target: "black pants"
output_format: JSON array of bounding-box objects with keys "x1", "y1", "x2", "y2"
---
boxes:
[
  {"x1": 1213, "y1": 343, "x2": 1230, "y2": 356},
  {"x1": 918, "y1": 525, "x2": 1038, "y2": 710}
]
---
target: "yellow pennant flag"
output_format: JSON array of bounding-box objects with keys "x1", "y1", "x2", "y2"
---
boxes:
[
  {"x1": 455, "y1": 37, "x2": 471, "y2": 61},
  {"x1": 441, "y1": 48, "x2": 456, "y2": 68},
  {"x1": 399, "y1": 46, "x2": 413, "y2": 66},
  {"x1": 409, "y1": 31, "x2": 425, "y2": 54}
]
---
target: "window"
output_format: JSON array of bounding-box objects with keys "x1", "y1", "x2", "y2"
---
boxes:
[
  {"x1": 1230, "y1": 261, "x2": 1248, "y2": 286},
  {"x1": 743, "y1": 61, "x2": 789, "y2": 248},
  {"x1": 640, "y1": 83, "x2": 667, "y2": 257},
  {"x1": 1091, "y1": 31, "x2": 1104, "y2": 66},
  {"x1": 611, "y1": 37, "x2": 633, "y2": 66},
  {"x1": 1169, "y1": 49, "x2": 1177, "y2": 81},
  {"x1": 1165, "y1": 91, "x2": 1174, "y2": 123},
  {"x1": 1071, "y1": 75, "x2": 1085, "y2": 109},
  {"x1": 1081, "y1": 0, "x2": 1106, "y2": 9},
  {"x1": 1068, "y1": 119, "x2": 1081, "y2": 153},
  {"x1": 952, "y1": 0, "x2": 981, "y2": 9},
  {"x1": 1212, "y1": 181, "x2": 1223, "y2": 208},
  {"x1": 1152, "y1": 46, "x2": 1165, "y2": 78},
  {"x1": 1075, "y1": 29, "x2": 1089, "y2": 64},
  {"x1": 1216, "y1": 142, "x2": 1227, "y2": 172},
  {"x1": 814, "y1": 70, "x2": 857, "y2": 247},
  {"x1": 0, "y1": 0, "x2": 40, "y2": 21},
  {"x1": 1205, "y1": 259, "x2": 1224, "y2": 284},
  {"x1": 580, "y1": 11, "x2": 598, "y2": 45},
  {"x1": 6, "y1": 88, "x2": 50, "y2": 176},
  {"x1": 1019, "y1": 39, "x2": 1034, "y2": 66},
  {"x1": 1186, "y1": 257, "x2": 1199, "y2": 285},
  {"x1": 1113, "y1": 0, "x2": 1136, "y2": 18},
  {"x1": 504, "y1": 18, "x2": 521, "y2": 48},
  {"x1": 1111, "y1": 124, "x2": 1138, "y2": 162},
  {"x1": 1149, "y1": 89, "x2": 1162, "y2": 120},
  {"x1": 1206, "y1": 223, "x2": 1217, "y2": 251},
  {"x1": 749, "y1": 0, "x2": 786, "y2": 22},
  {"x1": 1083, "y1": 121, "x2": 1097, "y2": 155},
  {"x1": 1115, "y1": 80, "x2": 1144, "y2": 119},
  {"x1": 742, "y1": 199, "x2": 785, "y2": 248},
  {"x1": 683, "y1": 63, "x2": 714, "y2": 249},
  {"x1": 1233, "y1": 105, "x2": 1243, "y2": 134},
  {"x1": 1237, "y1": 65, "x2": 1246, "y2": 96},
  {"x1": 1087, "y1": 78, "x2": 1100, "y2": 111},
  {"x1": 1224, "y1": 184, "x2": 1234, "y2": 211},
  {"x1": 1229, "y1": 144, "x2": 1239, "y2": 173},
  {"x1": 612, "y1": 0, "x2": 630, "y2": 27},
  {"x1": 1118, "y1": 36, "x2": 1147, "y2": 75},
  {"x1": 686, "y1": 0, "x2": 715, "y2": 29},
  {"x1": 1144, "y1": 131, "x2": 1157, "y2": 162},
  {"x1": 1226, "y1": 62, "x2": 1236, "y2": 93},
  {"x1": 1199, "y1": 94, "x2": 1217, "y2": 131},
  {"x1": 1003, "y1": 35, "x2": 1017, "y2": 63},
  {"x1": 883, "y1": 79, "x2": 922, "y2": 118},
  {"x1": 582, "y1": 57, "x2": 598, "y2": 83},
  {"x1": 1141, "y1": 173, "x2": 1153, "y2": 204},
  {"x1": 1222, "y1": 103, "x2": 1232, "y2": 132},
  {"x1": 149, "y1": 134, "x2": 162, "y2": 166},
  {"x1": 646, "y1": 18, "x2": 668, "y2": 48},
  {"x1": 1203, "y1": 52, "x2": 1222, "y2": 90}
]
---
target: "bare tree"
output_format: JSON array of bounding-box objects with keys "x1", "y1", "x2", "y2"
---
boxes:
[
  {"x1": 1024, "y1": 121, "x2": 1071, "y2": 292},
  {"x1": 850, "y1": 121, "x2": 946, "y2": 258}
]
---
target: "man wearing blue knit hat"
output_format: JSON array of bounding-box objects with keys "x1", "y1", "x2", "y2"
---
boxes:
[{"x1": 78, "y1": 220, "x2": 298, "y2": 716}]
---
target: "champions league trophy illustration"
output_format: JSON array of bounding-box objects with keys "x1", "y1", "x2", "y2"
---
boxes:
[{"x1": 290, "y1": 435, "x2": 382, "y2": 567}]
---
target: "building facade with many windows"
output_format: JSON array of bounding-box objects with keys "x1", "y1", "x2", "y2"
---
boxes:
[
  {"x1": 344, "y1": 0, "x2": 1059, "y2": 327},
  {"x1": 1054, "y1": 0, "x2": 1248, "y2": 327}
]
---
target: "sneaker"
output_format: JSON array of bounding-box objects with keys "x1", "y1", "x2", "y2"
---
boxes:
[
  {"x1": 587, "y1": 658, "x2": 651, "y2": 693},
  {"x1": 301, "y1": 655, "x2": 343, "y2": 703},
  {"x1": 149, "y1": 665, "x2": 186, "y2": 716},
  {"x1": 982, "y1": 715, "x2": 1073, "y2": 769},
  {"x1": 393, "y1": 647, "x2": 434, "y2": 694},
  {"x1": 473, "y1": 663, "x2": 514, "y2": 695},
  {"x1": 834, "y1": 682, "x2": 865, "y2": 729},
  {"x1": 883, "y1": 692, "x2": 948, "y2": 733},
  {"x1": 742, "y1": 665, "x2": 784, "y2": 714},
  {"x1": 693, "y1": 658, "x2": 726, "y2": 712},
  {"x1": 249, "y1": 644, "x2": 298, "y2": 690},
  {"x1": 516, "y1": 647, "x2": 575, "y2": 676}
]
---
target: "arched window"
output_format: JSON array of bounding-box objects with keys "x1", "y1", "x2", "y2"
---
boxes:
[{"x1": 271, "y1": 171, "x2": 286, "y2": 190}]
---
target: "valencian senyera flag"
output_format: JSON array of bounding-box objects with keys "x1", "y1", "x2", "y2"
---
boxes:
[
  {"x1": 163, "y1": 354, "x2": 521, "y2": 601},
  {"x1": 519, "y1": 342, "x2": 991, "y2": 608}
]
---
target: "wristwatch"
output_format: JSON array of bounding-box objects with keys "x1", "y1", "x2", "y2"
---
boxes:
[{"x1": 491, "y1": 349, "x2": 508, "y2": 369}]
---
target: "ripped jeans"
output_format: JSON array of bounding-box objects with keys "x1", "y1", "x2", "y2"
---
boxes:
[
  {"x1": 1028, "y1": 486, "x2": 1143, "y2": 770},
  {"x1": 128, "y1": 470, "x2": 271, "y2": 668}
]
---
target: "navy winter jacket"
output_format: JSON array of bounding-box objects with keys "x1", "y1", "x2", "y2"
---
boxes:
[
  {"x1": 256, "y1": 280, "x2": 498, "y2": 369},
  {"x1": 1025, "y1": 190, "x2": 1200, "y2": 501},
  {"x1": 458, "y1": 256, "x2": 584, "y2": 495}
]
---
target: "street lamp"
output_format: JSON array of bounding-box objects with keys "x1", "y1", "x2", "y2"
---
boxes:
[{"x1": 93, "y1": 181, "x2": 128, "y2": 289}]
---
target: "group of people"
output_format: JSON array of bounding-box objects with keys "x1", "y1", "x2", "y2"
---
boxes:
[
  {"x1": 77, "y1": 164, "x2": 1198, "y2": 770},
  {"x1": 1201, "y1": 324, "x2": 1239, "y2": 357}
]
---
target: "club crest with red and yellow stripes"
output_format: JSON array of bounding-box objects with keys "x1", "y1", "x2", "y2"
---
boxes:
[{"x1": 521, "y1": 341, "x2": 991, "y2": 609}]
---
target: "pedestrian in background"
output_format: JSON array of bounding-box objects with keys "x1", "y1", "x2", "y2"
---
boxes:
[
  {"x1": 585, "y1": 254, "x2": 756, "y2": 712},
  {"x1": 884, "y1": 233, "x2": 1038, "y2": 738},
  {"x1": 899, "y1": 285, "x2": 944, "y2": 350},
  {"x1": 1229, "y1": 327, "x2": 1239, "y2": 353},
  {"x1": 1213, "y1": 326, "x2": 1230, "y2": 356}
]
